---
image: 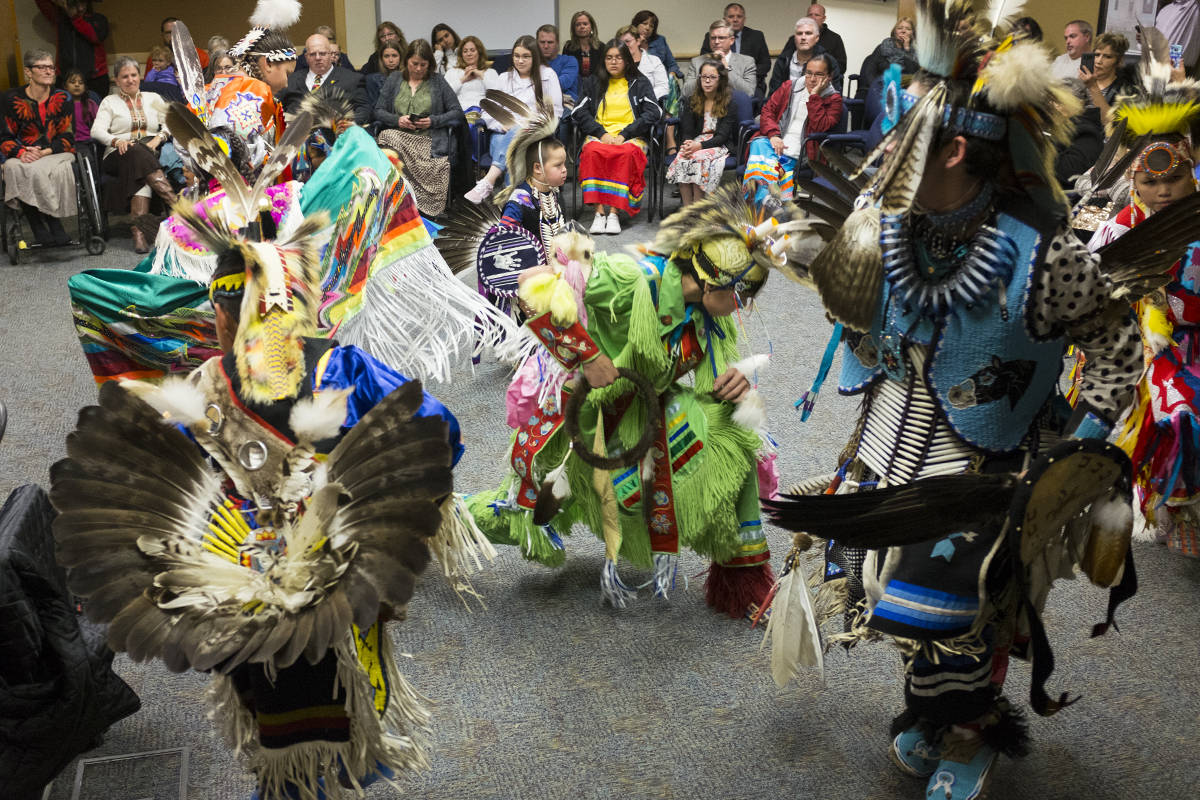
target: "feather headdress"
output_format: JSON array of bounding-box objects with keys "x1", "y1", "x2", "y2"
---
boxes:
[
  {"x1": 651, "y1": 184, "x2": 809, "y2": 297},
  {"x1": 1107, "y1": 27, "x2": 1200, "y2": 160},
  {"x1": 479, "y1": 90, "x2": 560, "y2": 206},
  {"x1": 229, "y1": 0, "x2": 301, "y2": 66}
]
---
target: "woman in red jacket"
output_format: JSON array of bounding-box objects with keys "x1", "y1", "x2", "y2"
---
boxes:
[{"x1": 742, "y1": 52, "x2": 841, "y2": 201}]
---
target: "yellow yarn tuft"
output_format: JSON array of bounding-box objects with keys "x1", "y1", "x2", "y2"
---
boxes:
[
  {"x1": 1114, "y1": 100, "x2": 1200, "y2": 139},
  {"x1": 518, "y1": 271, "x2": 580, "y2": 325}
]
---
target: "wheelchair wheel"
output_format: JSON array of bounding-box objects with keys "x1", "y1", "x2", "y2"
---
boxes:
[
  {"x1": 86, "y1": 235, "x2": 106, "y2": 256},
  {"x1": 75, "y1": 149, "x2": 108, "y2": 241}
]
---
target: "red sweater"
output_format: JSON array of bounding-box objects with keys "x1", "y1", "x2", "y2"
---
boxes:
[
  {"x1": 0, "y1": 88, "x2": 75, "y2": 159},
  {"x1": 756, "y1": 80, "x2": 842, "y2": 162}
]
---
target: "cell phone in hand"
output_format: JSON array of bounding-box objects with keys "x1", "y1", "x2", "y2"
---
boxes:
[
  {"x1": 1080, "y1": 52, "x2": 1095, "y2": 73},
  {"x1": 1170, "y1": 43, "x2": 1184, "y2": 69},
  {"x1": 410, "y1": 112, "x2": 429, "y2": 120}
]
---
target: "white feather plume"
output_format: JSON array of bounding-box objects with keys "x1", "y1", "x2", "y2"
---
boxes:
[
  {"x1": 761, "y1": 558, "x2": 824, "y2": 687},
  {"x1": 249, "y1": 0, "x2": 302, "y2": 29},
  {"x1": 289, "y1": 387, "x2": 352, "y2": 443},
  {"x1": 983, "y1": 0, "x2": 1025, "y2": 36},
  {"x1": 120, "y1": 377, "x2": 207, "y2": 426},
  {"x1": 979, "y1": 40, "x2": 1059, "y2": 112},
  {"x1": 730, "y1": 354, "x2": 769, "y2": 381}
]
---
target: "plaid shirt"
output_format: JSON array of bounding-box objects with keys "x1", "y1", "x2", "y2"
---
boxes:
[{"x1": 0, "y1": 87, "x2": 75, "y2": 160}]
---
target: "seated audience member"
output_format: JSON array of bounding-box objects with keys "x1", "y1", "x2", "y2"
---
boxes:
[
  {"x1": 857, "y1": 17, "x2": 917, "y2": 99},
  {"x1": 685, "y1": 21, "x2": 755, "y2": 97},
  {"x1": 445, "y1": 36, "x2": 489, "y2": 120},
  {"x1": 203, "y1": 50, "x2": 236, "y2": 84},
  {"x1": 698, "y1": 2, "x2": 770, "y2": 96},
  {"x1": 1052, "y1": 19, "x2": 1093, "y2": 81},
  {"x1": 667, "y1": 59, "x2": 737, "y2": 206},
  {"x1": 365, "y1": 41, "x2": 403, "y2": 109},
  {"x1": 1081, "y1": 32, "x2": 1137, "y2": 122},
  {"x1": 572, "y1": 39, "x2": 662, "y2": 233},
  {"x1": 1158, "y1": 0, "x2": 1200, "y2": 72},
  {"x1": 1056, "y1": 101, "x2": 1104, "y2": 187},
  {"x1": 35, "y1": 0, "x2": 111, "y2": 97},
  {"x1": 743, "y1": 52, "x2": 841, "y2": 201},
  {"x1": 633, "y1": 10, "x2": 680, "y2": 78},
  {"x1": 361, "y1": 22, "x2": 406, "y2": 75},
  {"x1": 769, "y1": 17, "x2": 840, "y2": 98},
  {"x1": 91, "y1": 57, "x2": 178, "y2": 252},
  {"x1": 0, "y1": 49, "x2": 77, "y2": 246},
  {"x1": 374, "y1": 38, "x2": 464, "y2": 216},
  {"x1": 618, "y1": 25, "x2": 667, "y2": 100},
  {"x1": 63, "y1": 68, "x2": 98, "y2": 145},
  {"x1": 465, "y1": 35, "x2": 563, "y2": 203},
  {"x1": 297, "y1": 25, "x2": 355, "y2": 71},
  {"x1": 776, "y1": 4, "x2": 847, "y2": 80},
  {"x1": 144, "y1": 45, "x2": 179, "y2": 86},
  {"x1": 537, "y1": 24, "x2": 580, "y2": 104},
  {"x1": 151, "y1": 17, "x2": 207, "y2": 73},
  {"x1": 281, "y1": 33, "x2": 369, "y2": 125},
  {"x1": 563, "y1": 10, "x2": 605, "y2": 82},
  {"x1": 432, "y1": 23, "x2": 461, "y2": 74}
]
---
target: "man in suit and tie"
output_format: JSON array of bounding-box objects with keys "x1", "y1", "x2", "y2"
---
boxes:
[
  {"x1": 686, "y1": 20, "x2": 757, "y2": 98},
  {"x1": 699, "y1": 3, "x2": 770, "y2": 96},
  {"x1": 279, "y1": 33, "x2": 369, "y2": 125}
]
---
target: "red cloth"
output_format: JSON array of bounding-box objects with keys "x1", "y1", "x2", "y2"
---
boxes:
[
  {"x1": 757, "y1": 80, "x2": 843, "y2": 162},
  {"x1": 579, "y1": 140, "x2": 648, "y2": 216}
]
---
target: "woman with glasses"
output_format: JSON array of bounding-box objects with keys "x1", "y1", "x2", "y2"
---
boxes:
[
  {"x1": 0, "y1": 49, "x2": 77, "y2": 247},
  {"x1": 666, "y1": 59, "x2": 736, "y2": 205},
  {"x1": 742, "y1": 52, "x2": 841, "y2": 202},
  {"x1": 464, "y1": 35, "x2": 563, "y2": 204},
  {"x1": 571, "y1": 39, "x2": 663, "y2": 233}
]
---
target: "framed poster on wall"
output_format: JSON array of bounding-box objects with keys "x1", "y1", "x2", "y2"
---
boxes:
[{"x1": 1098, "y1": 0, "x2": 1163, "y2": 55}]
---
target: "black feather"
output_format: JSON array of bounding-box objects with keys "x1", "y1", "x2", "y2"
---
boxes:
[
  {"x1": 1098, "y1": 191, "x2": 1200, "y2": 299},
  {"x1": 762, "y1": 473, "x2": 1016, "y2": 547}
]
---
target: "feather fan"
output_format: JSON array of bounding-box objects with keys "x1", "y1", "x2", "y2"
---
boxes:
[{"x1": 170, "y1": 22, "x2": 209, "y2": 126}]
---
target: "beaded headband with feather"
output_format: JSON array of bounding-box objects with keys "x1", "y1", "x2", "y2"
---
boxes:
[{"x1": 229, "y1": 0, "x2": 301, "y2": 67}]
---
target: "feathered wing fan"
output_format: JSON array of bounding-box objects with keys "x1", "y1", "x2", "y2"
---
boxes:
[
  {"x1": 170, "y1": 21, "x2": 209, "y2": 126},
  {"x1": 166, "y1": 102, "x2": 254, "y2": 224},
  {"x1": 1096, "y1": 191, "x2": 1200, "y2": 301},
  {"x1": 294, "y1": 86, "x2": 356, "y2": 136},
  {"x1": 763, "y1": 473, "x2": 1016, "y2": 548},
  {"x1": 52, "y1": 376, "x2": 453, "y2": 675}
]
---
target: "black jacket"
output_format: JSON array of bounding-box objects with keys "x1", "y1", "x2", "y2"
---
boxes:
[
  {"x1": 563, "y1": 41, "x2": 606, "y2": 82},
  {"x1": 777, "y1": 24, "x2": 847, "y2": 77},
  {"x1": 1056, "y1": 107, "x2": 1105, "y2": 186},
  {"x1": 571, "y1": 74, "x2": 663, "y2": 142},
  {"x1": 373, "y1": 72, "x2": 465, "y2": 159},
  {"x1": 0, "y1": 485, "x2": 140, "y2": 799},
  {"x1": 280, "y1": 66, "x2": 370, "y2": 126},
  {"x1": 677, "y1": 97, "x2": 738, "y2": 150},
  {"x1": 700, "y1": 25, "x2": 771, "y2": 95},
  {"x1": 767, "y1": 45, "x2": 843, "y2": 99}
]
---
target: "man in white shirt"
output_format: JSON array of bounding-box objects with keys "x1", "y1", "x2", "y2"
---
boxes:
[
  {"x1": 685, "y1": 21, "x2": 756, "y2": 97},
  {"x1": 1051, "y1": 20, "x2": 1092, "y2": 81}
]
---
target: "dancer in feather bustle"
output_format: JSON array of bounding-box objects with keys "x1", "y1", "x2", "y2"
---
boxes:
[
  {"x1": 1084, "y1": 33, "x2": 1200, "y2": 557},
  {"x1": 759, "y1": 4, "x2": 1200, "y2": 799},
  {"x1": 465, "y1": 185, "x2": 805, "y2": 617},
  {"x1": 49, "y1": 192, "x2": 490, "y2": 797}
]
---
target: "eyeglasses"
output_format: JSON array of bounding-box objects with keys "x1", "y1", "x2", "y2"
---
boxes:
[
  {"x1": 804, "y1": 70, "x2": 827, "y2": 78},
  {"x1": 699, "y1": 74, "x2": 720, "y2": 81},
  {"x1": 28, "y1": 64, "x2": 55, "y2": 71},
  {"x1": 711, "y1": 34, "x2": 733, "y2": 41},
  {"x1": 306, "y1": 51, "x2": 334, "y2": 58}
]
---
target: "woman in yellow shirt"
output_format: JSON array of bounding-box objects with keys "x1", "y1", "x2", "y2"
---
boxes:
[{"x1": 570, "y1": 40, "x2": 663, "y2": 234}]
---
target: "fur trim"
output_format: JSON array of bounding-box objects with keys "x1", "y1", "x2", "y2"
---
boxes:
[
  {"x1": 1090, "y1": 491, "x2": 1134, "y2": 533},
  {"x1": 120, "y1": 377, "x2": 208, "y2": 426},
  {"x1": 249, "y1": 0, "x2": 302, "y2": 29},
  {"x1": 289, "y1": 387, "x2": 352, "y2": 442},
  {"x1": 729, "y1": 354, "x2": 769, "y2": 381},
  {"x1": 980, "y1": 40, "x2": 1058, "y2": 112},
  {"x1": 732, "y1": 389, "x2": 767, "y2": 435}
]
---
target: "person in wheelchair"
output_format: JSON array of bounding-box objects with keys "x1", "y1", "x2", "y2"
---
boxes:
[
  {"x1": 91, "y1": 56, "x2": 178, "y2": 253},
  {"x1": 0, "y1": 49, "x2": 78, "y2": 247}
]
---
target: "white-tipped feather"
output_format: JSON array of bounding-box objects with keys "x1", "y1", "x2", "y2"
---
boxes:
[
  {"x1": 979, "y1": 40, "x2": 1055, "y2": 111},
  {"x1": 984, "y1": 0, "x2": 1025, "y2": 36},
  {"x1": 761, "y1": 558, "x2": 824, "y2": 687},
  {"x1": 120, "y1": 377, "x2": 208, "y2": 425},
  {"x1": 289, "y1": 387, "x2": 352, "y2": 443},
  {"x1": 249, "y1": 0, "x2": 302, "y2": 29}
]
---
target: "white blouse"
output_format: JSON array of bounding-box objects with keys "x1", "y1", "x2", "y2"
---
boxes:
[
  {"x1": 446, "y1": 67, "x2": 487, "y2": 111},
  {"x1": 91, "y1": 92, "x2": 168, "y2": 158},
  {"x1": 636, "y1": 52, "x2": 669, "y2": 100},
  {"x1": 480, "y1": 65, "x2": 563, "y2": 132}
]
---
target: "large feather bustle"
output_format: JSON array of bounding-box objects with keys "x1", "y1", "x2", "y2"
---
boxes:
[
  {"x1": 1107, "y1": 27, "x2": 1200, "y2": 144},
  {"x1": 167, "y1": 103, "x2": 256, "y2": 225},
  {"x1": 293, "y1": 87, "x2": 356, "y2": 136}
]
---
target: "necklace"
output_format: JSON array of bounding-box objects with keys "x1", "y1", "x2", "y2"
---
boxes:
[
  {"x1": 911, "y1": 182, "x2": 993, "y2": 260},
  {"x1": 881, "y1": 204, "x2": 1018, "y2": 321}
]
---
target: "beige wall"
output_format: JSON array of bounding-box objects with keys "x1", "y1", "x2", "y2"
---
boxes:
[
  {"x1": 1024, "y1": 0, "x2": 1100, "y2": 57},
  {"x1": 558, "y1": 0, "x2": 898, "y2": 76}
]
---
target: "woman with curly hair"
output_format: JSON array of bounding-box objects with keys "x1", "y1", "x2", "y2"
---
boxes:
[{"x1": 667, "y1": 59, "x2": 736, "y2": 205}]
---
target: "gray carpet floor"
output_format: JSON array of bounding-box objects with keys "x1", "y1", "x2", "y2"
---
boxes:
[{"x1": 3, "y1": 208, "x2": 1199, "y2": 799}]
